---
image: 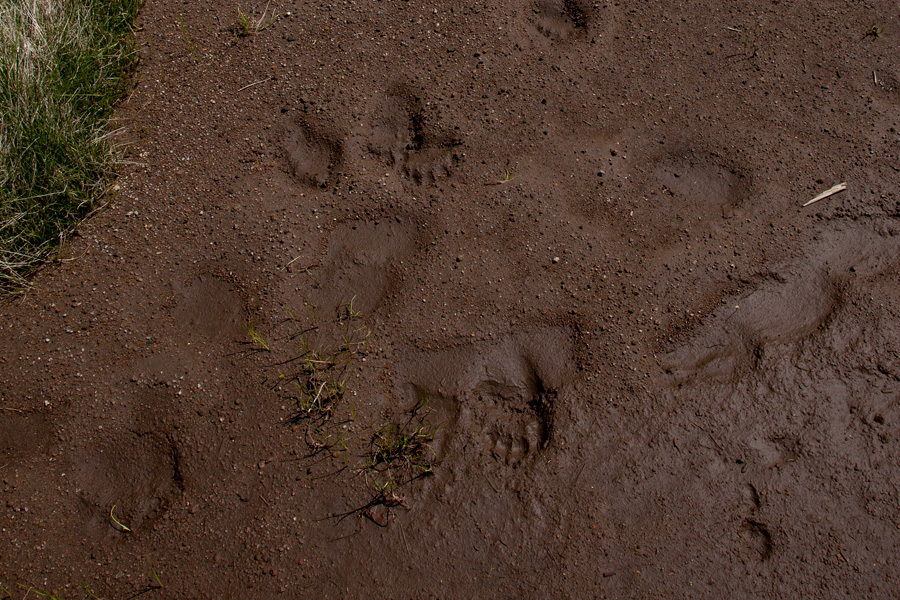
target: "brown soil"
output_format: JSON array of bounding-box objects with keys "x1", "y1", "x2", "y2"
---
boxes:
[{"x1": 3, "y1": 0, "x2": 900, "y2": 597}]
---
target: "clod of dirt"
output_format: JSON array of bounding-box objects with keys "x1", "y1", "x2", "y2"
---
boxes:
[{"x1": 531, "y1": 0, "x2": 591, "y2": 41}]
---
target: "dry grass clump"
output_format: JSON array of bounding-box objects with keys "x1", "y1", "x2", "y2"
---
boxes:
[{"x1": 0, "y1": 0, "x2": 141, "y2": 288}]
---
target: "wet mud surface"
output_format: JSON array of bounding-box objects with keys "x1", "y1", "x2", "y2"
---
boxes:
[{"x1": 2, "y1": 0, "x2": 900, "y2": 597}]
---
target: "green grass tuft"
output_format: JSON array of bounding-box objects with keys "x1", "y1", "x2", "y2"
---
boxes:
[
  {"x1": 0, "y1": 0, "x2": 142, "y2": 289},
  {"x1": 232, "y1": 1, "x2": 281, "y2": 38},
  {"x1": 365, "y1": 398, "x2": 437, "y2": 495}
]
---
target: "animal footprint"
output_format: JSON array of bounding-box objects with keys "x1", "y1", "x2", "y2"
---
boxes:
[
  {"x1": 310, "y1": 218, "x2": 416, "y2": 316},
  {"x1": 651, "y1": 150, "x2": 751, "y2": 221},
  {"x1": 466, "y1": 377, "x2": 555, "y2": 466},
  {"x1": 173, "y1": 275, "x2": 246, "y2": 344},
  {"x1": 663, "y1": 226, "x2": 900, "y2": 385},
  {"x1": 738, "y1": 483, "x2": 773, "y2": 561},
  {"x1": 281, "y1": 119, "x2": 342, "y2": 188},
  {"x1": 401, "y1": 328, "x2": 573, "y2": 469},
  {"x1": 368, "y1": 89, "x2": 461, "y2": 184},
  {"x1": 486, "y1": 418, "x2": 546, "y2": 464},
  {"x1": 73, "y1": 430, "x2": 182, "y2": 536},
  {"x1": 740, "y1": 519, "x2": 774, "y2": 561},
  {"x1": 531, "y1": 0, "x2": 590, "y2": 41}
]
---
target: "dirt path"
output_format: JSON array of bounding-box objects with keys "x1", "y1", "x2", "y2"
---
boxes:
[{"x1": 2, "y1": 0, "x2": 900, "y2": 597}]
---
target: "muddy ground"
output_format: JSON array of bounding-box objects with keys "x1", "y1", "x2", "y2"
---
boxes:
[{"x1": 2, "y1": 0, "x2": 900, "y2": 597}]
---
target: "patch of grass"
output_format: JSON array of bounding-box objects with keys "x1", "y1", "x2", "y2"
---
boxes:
[
  {"x1": 232, "y1": 1, "x2": 281, "y2": 38},
  {"x1": 0, "y1": 0, "x2": 142, "y2": 289},
  {"x1": 242, "y1": 303, "x2": 369, "y2": 453},
  {"x1": 245, "y1": 319, "x2": 271, "y2": 351},
  {"x1": 364, "y1": 396, "x2": 437, "y2": 495},
  {"x1": 336, "y1": 397, "x2": 438, "y2": 526},
  {"x1": 338, "y1": 296, "x2": 362, "y2": 321},
  {"x1": 287, "y1": 322, "x2": 369, "y2": 450},
  {"x1": 292, "y1": 345, "x2": 347, "y2": 419},
  {"x1": 367, "y1": 420, "x2": 436, "y2": 485},
  {"x1": 253, "y1": 302, "x2": 370, "y2": 453},
  {"x1": 177, "y1": 13, "x2": 198, "y2": 59}
]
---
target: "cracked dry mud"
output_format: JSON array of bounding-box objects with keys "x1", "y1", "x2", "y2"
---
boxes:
[{"x1": 2, "y1": 0, "x2": 900, "y2": 597}]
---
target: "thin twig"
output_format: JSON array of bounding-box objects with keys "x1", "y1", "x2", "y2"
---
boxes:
[
  {"x1": 306, "y1": 382, "x2": 327, "y2": 413},
  {"x1": 237, "y1": 78, "x2": 269, "y2": 93},
  {"x1": 482, "y1": 472, "x2": 502, "y2": 494},
  {"x1": 281, "y1": 255, "x2": 305, "y2": 271},
  {"x1": 803, "y1": 182, "x2": 847, "y2": 207},
  {"x1": 307, "y1": 465, "x2": 347, "y2": 480}
]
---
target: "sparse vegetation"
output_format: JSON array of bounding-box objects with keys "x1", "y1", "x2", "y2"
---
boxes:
[
  {"x1": 287, "y1": 319, "x2": 369, "y2": 451},
  {"x1": 742, "y1": 26, "x2": 759, "y2": 58},
  {"x1": 246, "y1": 303, "x2": 438, "y2": 526},
  {"x1": 486, "y1": 166, "x2": 515, "y2": 185},
  {"x1": 359, "y1": 396, "x2": 437, "y2": 521},
  {"x1": 0, "y1": 568, "x2": 161, "y2": 599},
  {"x1": 338, "y1": 295, "x2": 362, "y2": 321},
  {"x1": 232, "y1": 1, "x2": 281, "y2": 38},
  {"x1": 245, "y1": 319, "x2": 271, "y2": 351},
  {"x1": 366, "y1": 418, "x2": 437, "y2": 489},
  {"x1": 13, "y1": 584, "x2": 63, "y2": 600},
  {"x1": 177, "y1": 13, "x2": 198, "y2": 58},
  {"x1": 0, "y1": 0, "x2": 142, "y2": 289},
  {"x1": 330, "y1": 396, "x2": 438, "y2": 527},
  {"x1": 247, "y1": 301, "x2": 370, "y2": 453},
  {"x1": 291, "y1": 343, "x2": 348, "y2": 420},
  {"x1": 865, "y1": 23, "x2": 882, "y2": 38}
]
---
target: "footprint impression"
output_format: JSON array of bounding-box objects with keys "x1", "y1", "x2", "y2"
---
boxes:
[
  {"x1": 172, "y1": 275, "x2": 247, "y2": 345},
  {"x1": 530, "y1": 0, "x2": 592, "y2": 41},
  {"x1": 652, "y1": 149, "x2": 751, "y2": 223},
  {"x1": 662, "y1": 225, "x2": 900, "y2": 385},
  {"x1": 308, "y1": 217, "x2": 417, "y2": 318},
  {"x1": 738, "y1": 483, "x2": 774, "y2": 561},
  {"x1": 280, "y1": 116, "x2": 343, "y2": 188},
  {"x1": 73, "y1": 429, "x2": 182, "y2": 537},
  {"x1": 402, "y1": 328, "x2": 573, "y2": 468},
  {"x1": 368, "y1": 88, "x2": 461, "y2": 184}
]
